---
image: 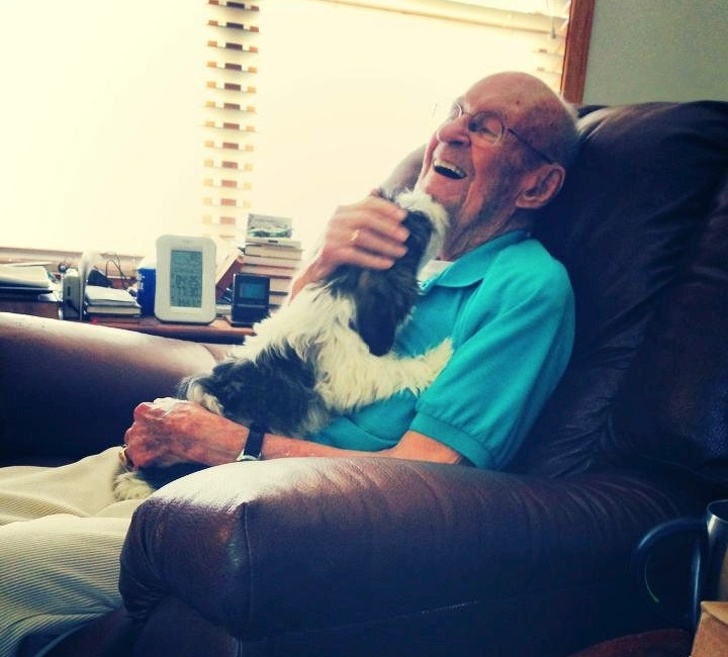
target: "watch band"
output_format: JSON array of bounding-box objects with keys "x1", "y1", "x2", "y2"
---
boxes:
[{"x1": 237, "y1": 423, "x2": 266, "y2": 461}]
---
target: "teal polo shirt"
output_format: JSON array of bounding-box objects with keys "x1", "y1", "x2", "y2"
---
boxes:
[{"x1": 313, "y1": 230, "x2": 575, "y2": 469}]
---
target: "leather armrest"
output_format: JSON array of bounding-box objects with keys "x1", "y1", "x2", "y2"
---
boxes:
[
  {"x1": 119, "y1": 457, "x2": 699, "y2": 641},
  {"x1": 0, "y1": 312, "x2": 222, "y2": 462}
]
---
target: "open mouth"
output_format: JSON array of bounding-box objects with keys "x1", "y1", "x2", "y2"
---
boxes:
[{"x1": 433, "y1": 160, "x2": 466, "y2": 180}]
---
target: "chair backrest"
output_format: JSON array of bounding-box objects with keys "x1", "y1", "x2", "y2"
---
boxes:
[{"x1": 514, "y1": 101, "x2": 728, "y2": 485}]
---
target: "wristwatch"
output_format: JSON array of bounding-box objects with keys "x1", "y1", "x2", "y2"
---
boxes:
[{"x1": 236, "y1": 423, "x2": 266, "y2": 461}]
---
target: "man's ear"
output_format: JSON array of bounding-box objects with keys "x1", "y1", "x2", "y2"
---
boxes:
[{"x1": 516, "y1": 164, "x2": 566, "y2": 210}]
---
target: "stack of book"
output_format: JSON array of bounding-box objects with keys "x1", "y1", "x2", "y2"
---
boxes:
[
  {"x1": 238, "y1": 213, "x2": 304, "y2": 309},
  {"x1": 84, "y1": 284, "x2": 141, "y2": 318}
]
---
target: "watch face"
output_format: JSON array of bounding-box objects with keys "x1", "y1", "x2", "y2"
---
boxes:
[{"x1": 170, "y1": 249, "x2": 203, "y2": 308}]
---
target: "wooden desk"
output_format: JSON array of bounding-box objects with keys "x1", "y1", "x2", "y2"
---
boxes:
[
  {"x1": 0, "y1": 291, "x2": 61, "y2": 319},
  {"x1": 693, "y1": 601, "x2": 728, "y2": 657},
  {"x1": 88, "y1": 315, "x2": 253, "y2": 344},
  {"x1": 1, "y1": 290, "x2": 253, "y2": 344}
]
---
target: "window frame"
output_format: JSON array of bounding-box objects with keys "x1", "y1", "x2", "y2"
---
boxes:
[{"x1": 561, "y1": 0, "x2": 595, "y2": 104}]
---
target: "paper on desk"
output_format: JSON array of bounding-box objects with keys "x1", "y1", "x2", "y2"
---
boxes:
[{"x1": 0, "y1": 264, "x2": 52, "y2": 289}]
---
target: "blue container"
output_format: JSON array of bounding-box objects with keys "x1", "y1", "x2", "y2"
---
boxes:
[{"x1": 137, "y1": 266, "x2": 156, "y2": 316}]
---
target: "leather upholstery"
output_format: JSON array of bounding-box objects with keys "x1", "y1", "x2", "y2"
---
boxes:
[
  {"x1": 2, "y1": 99, "x2": 727, "y2": 657},
  {"x1": 519, "y1": 101, "x2": 728, "y2": 480},
  {"x1": 0, "y1": 314, "x2": 225, "y2": 464}
]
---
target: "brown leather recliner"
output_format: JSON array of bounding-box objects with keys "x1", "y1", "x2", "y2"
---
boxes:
[{"x1": 1, "y1": 99, "x2": 727, "y2": 657}]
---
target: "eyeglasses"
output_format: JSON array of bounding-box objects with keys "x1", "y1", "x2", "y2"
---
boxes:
[{"x1": 443, "y1": 102, "x2": 556, "y2": 165}]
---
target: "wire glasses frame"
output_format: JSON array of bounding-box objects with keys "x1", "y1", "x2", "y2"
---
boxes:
[{"x1": 443, "y1": 102, "x2": 557, "y2": 165}]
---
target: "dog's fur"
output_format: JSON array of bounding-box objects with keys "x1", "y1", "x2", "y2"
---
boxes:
[{"x1": 114, "y1": 189, "x2": 451, "y2": 500}]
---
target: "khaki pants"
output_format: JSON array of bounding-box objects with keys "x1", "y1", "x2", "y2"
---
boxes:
[{"x1": 0, "y1": 448, "x2": 145, "y2": 657}]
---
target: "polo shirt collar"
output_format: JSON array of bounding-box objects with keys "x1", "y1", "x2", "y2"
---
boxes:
[{"x1": 420, "y1": 229, "x2": 530, "y2": 292}]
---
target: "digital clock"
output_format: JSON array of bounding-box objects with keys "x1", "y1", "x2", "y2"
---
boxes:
[
  {"x1": 230, "y1": 273, "x2": 270, "y2": 326},
  {"x1": 154, "y1": 235, "x2": 216, "y2": 324}
]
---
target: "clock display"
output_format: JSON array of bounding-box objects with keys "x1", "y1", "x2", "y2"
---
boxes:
[
  {"x1": 235, "y1": 278, "x2": 268, "y2": 301},
  {"x1": 154, "y1": 234, "x2": 216, "y2": 324},
  {"x1": 170, "y1": 249, "x2": 203, "y2": 308}
]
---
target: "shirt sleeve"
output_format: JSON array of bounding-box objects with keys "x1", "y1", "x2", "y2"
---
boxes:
[{"x1": 410, "y1": 252, "x2": 575, "y2": 469}]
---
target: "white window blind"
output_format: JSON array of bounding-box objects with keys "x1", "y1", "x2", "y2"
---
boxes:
[
  {"x1": 0, "y1": 0, "x2": 583, "y2": 260},
  {"x1": 0, "y1": 1, "x2": 262, "y2": 258},
  {"x1": 202, "y1": 1, "x2": 261, "y2": 243}
]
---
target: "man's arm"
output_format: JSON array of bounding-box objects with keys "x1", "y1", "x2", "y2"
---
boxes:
[
  {"x1": 379, "y1": 145, "x2": 424, "y2": 197},
  {"x1": 123, "y1": 398, "x2": 466, "y2": 468}
]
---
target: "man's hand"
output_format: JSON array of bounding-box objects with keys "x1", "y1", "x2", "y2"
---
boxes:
[
  {"x1": 290, "y1": 193, "x2": 410, "y2": 298},
  {"x1": 123, "y1": 398, "x2": 246, "y2": 469}
]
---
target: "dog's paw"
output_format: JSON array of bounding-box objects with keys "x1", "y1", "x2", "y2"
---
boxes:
[
  {"x1": 397, "y1": 339, "x2": 454, "y2": 395},
  {"x1": 420, "y1": 338, "x2": 453, "y2": 378},
  {"x1": 113, "y1": 472, "x2": 156, "y2": 501}
]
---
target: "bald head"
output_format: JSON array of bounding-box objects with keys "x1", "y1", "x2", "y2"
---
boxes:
[{"x1": 471, "y1": 72, "x2": 579, "y2": 169}]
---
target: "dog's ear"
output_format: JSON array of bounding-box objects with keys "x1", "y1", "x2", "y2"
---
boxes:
[
  {"x1": 355, "y1": 275, "x2": 400, "y2": 356},
  {"x1": 356, "y1": 293, "x2": 397, "y2": 356},
  {"x1": 352, "y1": 207, "x2": 432, "y2": 356},
  {"x1": 205, "y1": 350, "x2": 319, "y2": 436},
  {"x1": 345, "y1": 193, "x2": 445, "y2": 357}
]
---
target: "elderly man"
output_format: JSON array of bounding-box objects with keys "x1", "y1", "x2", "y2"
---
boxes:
[
  {"x1": 0, "y1": 71, "x2": 578, "y2": 655},
  {"x1": 124, "y1": 71, "x2": 578, "y2": 470}
]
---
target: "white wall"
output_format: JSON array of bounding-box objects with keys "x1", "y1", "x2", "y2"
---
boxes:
[{"x1": 583, "y1": 0, "x2": 728, "y2": 104}]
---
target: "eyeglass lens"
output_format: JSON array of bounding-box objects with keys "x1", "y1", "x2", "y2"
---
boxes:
[
  {"x1": 444, "y1": 102, "x2": 556, "y2": 164},
  {"x1": 447, "y1": 104, "x2": 504, "y2": 143}
]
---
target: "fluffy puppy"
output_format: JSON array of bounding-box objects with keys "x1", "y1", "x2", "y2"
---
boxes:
[{"x1": 114, "y1": 189, "x2": 451, "y2": 500}]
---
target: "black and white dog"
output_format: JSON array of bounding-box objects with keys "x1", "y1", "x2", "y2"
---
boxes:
[{"x1": 114, "y1": 189, "x2": 451, "y2": 500}]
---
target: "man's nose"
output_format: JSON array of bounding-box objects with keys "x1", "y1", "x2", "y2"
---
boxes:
[{"x1": 436, "y1": 114, "x2": 471, "y2": 145}]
